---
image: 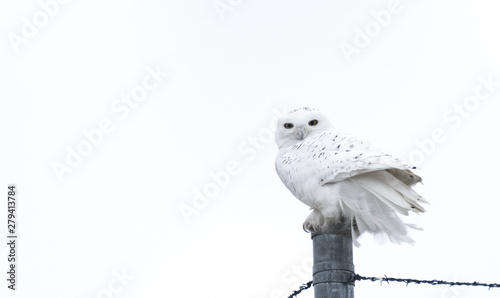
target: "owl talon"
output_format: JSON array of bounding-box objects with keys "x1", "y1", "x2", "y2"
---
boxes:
[{"x1": 303, "y1": 209, "x2": 324, "y2": 233}]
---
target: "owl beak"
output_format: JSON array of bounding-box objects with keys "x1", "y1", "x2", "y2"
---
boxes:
[{"x1": 295, "y1": 126, "x2": 307, "y2": 140}]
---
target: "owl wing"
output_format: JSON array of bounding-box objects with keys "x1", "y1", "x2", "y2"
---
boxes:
[
  {"x1": 306, "y1": 131, "x2": 420, "y2": 185},
  {"x1": 275, "y1": 130, "x2": 423, "y2": 201}
]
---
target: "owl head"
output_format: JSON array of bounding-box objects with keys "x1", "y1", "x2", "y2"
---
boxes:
[{"x1": 275, "y1": 107, "x2": 333, "y2": 148}]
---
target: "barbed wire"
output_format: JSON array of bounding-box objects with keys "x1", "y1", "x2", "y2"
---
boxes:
[
  {"x1": 355, "y1": 274, "x2": 500, "y2": 288},
  {"x1": 287, "y1": 281, "x2": 313, "y2": 298},
  {"x1": 288, "y1": 274, "x2": 500, "y2": 297}
]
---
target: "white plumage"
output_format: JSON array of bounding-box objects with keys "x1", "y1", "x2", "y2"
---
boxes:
[{"x1": 275, "y1": 107, "x2": 427, "y2": 245}]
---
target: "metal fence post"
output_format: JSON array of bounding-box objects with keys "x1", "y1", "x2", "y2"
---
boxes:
[{"x1": 311, "y1": 220, "x2": 355, "y2": 298}]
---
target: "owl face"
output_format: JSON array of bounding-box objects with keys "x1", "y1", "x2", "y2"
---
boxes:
[{"x1": 275, "y1": 107, "x2": 332, "y2": 148}]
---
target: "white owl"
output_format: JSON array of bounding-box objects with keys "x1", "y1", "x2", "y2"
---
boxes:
[{"x1": 275, "y1": 107, "x2": 427, "y2": 245}]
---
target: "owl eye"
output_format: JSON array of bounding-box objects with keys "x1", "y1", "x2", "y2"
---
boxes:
[
  {"x1": 284, "y1": 123, "x2": 294, "y2": 129},
  {"x1": 308, "y1": 119, "x2": 318, "y2": 126}
]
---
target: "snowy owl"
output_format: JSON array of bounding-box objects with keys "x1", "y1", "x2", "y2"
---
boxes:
[{"x1": 275, "y1": 107, "x2": 427, "y2": 244}]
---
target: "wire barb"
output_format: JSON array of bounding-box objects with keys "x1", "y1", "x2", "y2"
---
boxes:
[{"x1": 287, "y1": 281, "x2": 313, "y2": 298}]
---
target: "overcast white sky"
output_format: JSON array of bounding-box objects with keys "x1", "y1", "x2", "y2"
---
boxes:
[{"x1": 1, "y1": 0, "x2": 500, "y2": 297}]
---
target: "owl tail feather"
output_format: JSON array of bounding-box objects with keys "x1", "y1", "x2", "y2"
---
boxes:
[{"x1": 338, "y1": 170, "x2": 426, "y2": 246}]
